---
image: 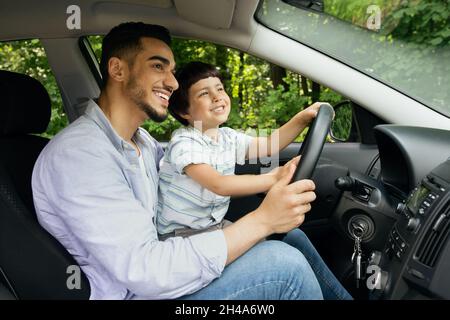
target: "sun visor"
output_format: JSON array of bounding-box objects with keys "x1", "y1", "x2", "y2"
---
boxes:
[
  {"x1": 174, "y1": 0, "x2": 236, "y2": 29},
  {"x1": 125, "y1": 0, "x2": 173, "y2": 8}
]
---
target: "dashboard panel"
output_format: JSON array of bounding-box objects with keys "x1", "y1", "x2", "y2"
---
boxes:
[
  {"x1": 366, "y1": 125, "x2": 450, "y2": 299},
  {"x1": 369, "y1": 159, "x2": 450, "y2": 299},
  {"x1": 330, "y1": 125, "x2": 450, "y2": 299},
  {"x1": 374, "y1": 125, "x2": 450, "y2": 196}
]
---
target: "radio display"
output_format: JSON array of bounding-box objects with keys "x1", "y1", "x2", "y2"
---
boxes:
[{"x1": 406, "y1": 185, "x2": 429, "y2": 213}]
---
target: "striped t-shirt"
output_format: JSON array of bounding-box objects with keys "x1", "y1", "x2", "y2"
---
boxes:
[{"x1": 156, "y1": 126, "x2": 253, "y2": 235}]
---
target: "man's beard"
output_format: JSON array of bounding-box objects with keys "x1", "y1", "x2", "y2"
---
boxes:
[{"x1": 126, "y1": 76, "x2": 168, "y2": 123}]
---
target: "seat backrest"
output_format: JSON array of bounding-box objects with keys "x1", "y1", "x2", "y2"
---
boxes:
[{"x1": 0, "y1": 70, "x2": 90, "y2": 299}]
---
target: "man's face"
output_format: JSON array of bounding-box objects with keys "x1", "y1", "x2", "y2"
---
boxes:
[{"x1": 125, "y1": 37, "x2": 178, "y2": 122}]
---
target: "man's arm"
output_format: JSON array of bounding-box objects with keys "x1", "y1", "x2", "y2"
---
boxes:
[{"x1": 248, "y1": 102, "x2": 322, "y2": 159}]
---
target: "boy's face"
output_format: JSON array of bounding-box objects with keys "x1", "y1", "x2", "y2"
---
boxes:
[{"x1": 184, "y1": 76, "x2": 231, "y2": 130}]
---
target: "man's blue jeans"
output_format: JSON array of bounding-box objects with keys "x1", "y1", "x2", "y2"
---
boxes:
[{"x1": 180, "y1": 228, "x2": 352, "y2": 300}]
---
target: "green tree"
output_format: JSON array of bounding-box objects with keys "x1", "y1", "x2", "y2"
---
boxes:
[{"x1": 324, "y1": 0, "x2": 450, "y2": 114}]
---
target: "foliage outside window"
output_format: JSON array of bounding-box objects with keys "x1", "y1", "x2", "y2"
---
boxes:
[
  {"x1": 88, "y1": 36, "x2": 345, "y2": 141},
  {"x1": 258, "y1": 0, "x2": 450, "y2": 117},
  {"x1": 0, "y1": 39, "x2": 67, "y2": 137}
]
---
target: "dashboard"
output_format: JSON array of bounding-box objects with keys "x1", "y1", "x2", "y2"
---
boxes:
[
  {"x1": 369, "y1": 158, "x2": 450, "y2": 299},
  {"x1": 363, "y1": 125, "x2": 450, "y2": 299},
  {"x1": 331, "y1": 125, "x2": 450, "y2": 299}
]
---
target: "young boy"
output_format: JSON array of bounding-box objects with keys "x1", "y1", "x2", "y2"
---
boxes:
[{"x1": 156, "y1": 61, "x2": 321, "y2": 239}]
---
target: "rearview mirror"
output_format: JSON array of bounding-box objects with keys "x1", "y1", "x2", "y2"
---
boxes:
[{"x1": 282, "y1": 0, "x2": 324, "y2": 13}]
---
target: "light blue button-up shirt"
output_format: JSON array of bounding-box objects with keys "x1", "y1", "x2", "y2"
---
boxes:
[{"x1": 31, "y1": 99, "x2": 227, "y2": 300}]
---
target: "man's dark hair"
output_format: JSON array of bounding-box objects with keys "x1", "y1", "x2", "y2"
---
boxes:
[
  {"x1": 100, "y1": 22, "x2": 171, "y2": 88},
  {"x1": 169, "y1": 61, "x2": 222, "y2": 126}
]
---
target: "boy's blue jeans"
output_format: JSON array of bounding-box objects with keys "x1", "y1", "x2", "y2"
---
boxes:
[{"x1": 180, "y1": 228, "x2": 352, "y2": 300}]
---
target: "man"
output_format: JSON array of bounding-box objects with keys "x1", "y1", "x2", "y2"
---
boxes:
[{"x1": 32, "y1": 22, "x2": 351, "y2": 300}]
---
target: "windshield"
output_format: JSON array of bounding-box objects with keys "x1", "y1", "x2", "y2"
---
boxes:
[{"x1": 256, "y1": 0, "x2": 450, "y2": 117}]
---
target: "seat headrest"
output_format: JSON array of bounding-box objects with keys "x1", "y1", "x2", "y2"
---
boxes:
[{"x1": 0, "y1": 70, "x2": 51, "y2": 136}]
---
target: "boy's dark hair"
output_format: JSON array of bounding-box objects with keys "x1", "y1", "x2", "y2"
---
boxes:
[
  {"x1": 100, "y1": 22, "x2": 171, "y2": 88},
  {"x1": 169, "y1": 61, "x2": 222, "y2": 126}
]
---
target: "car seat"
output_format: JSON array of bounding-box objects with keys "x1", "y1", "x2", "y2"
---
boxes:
[{"x1": 0, "y1": 70, "x2": 90, "y2": 299}]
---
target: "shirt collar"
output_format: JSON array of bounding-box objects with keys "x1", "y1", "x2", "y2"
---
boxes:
[{"x1": 188, "y1": 125, "x2": 220, "y2": 146}]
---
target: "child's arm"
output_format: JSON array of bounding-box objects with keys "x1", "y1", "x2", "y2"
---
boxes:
[
  {"x1": 248, "y1": 102, "x2": 323, "y2": 160},
  {"x1": 184, "y1": 164, "x2": 275, "y2": 197},
  {"x1": 184, "y1": 157, "x2": 298, "y2": 197}
]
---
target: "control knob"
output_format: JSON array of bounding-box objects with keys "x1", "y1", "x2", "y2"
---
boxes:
[
  {"x1": 396, "y1": 202, "x2": 406, "y2": 215},
  {"x1": 406, "y1": 217, "x2": 420, "y2": 232}
]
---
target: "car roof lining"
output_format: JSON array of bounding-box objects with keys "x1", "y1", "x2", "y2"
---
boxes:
[{"x1": 0, "y1": 0, "x2": 249, "y2": 42}]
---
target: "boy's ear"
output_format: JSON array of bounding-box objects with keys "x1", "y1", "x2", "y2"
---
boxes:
[{"x1": 179, "y1": 112, "x2": 191, "y2": 120}]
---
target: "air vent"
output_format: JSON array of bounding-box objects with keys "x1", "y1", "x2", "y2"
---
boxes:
[{"x1": 416, "y1": 199, "x2": 450, "y2": 267}]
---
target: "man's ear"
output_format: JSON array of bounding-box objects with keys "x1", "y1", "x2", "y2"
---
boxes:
[{"x1": 108, "y1": 57, "x2": 127, "y2": 82}]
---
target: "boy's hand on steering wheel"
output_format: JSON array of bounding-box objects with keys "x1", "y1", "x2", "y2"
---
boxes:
[
  {"x1": 267, "y1": 156, "x2": 301, "y2": 182},
  {"x1": 297, "y1": 102, "x2": 324, "y2": 127}
]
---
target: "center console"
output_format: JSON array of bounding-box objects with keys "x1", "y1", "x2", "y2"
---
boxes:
[{"x1": 368, "y1": 159, "x2": 450, "y2": 299}]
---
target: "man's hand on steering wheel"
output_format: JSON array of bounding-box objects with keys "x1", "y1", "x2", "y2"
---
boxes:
[{"x1": 257, "y1": 162, "x2": 317, "y2": 235}]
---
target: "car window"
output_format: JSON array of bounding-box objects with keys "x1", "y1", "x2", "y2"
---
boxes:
[
  {"x1": 0, "y1": 39, "x2": 67, "y2": 138},
  {"x1": 86, "y1": 36, "x2": 348, "y2": 142},
  {"x1": 256, "y1": 0, "x2": 450, "y2": 118}
]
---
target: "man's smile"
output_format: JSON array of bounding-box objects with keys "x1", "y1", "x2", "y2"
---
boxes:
[{"x1": 153, "y1": 89, "x2": 171, "y2": 106}]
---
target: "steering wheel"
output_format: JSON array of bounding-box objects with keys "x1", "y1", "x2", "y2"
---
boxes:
[{"x1": 290, "y1": 103, "x2": 334, "y2": 183}]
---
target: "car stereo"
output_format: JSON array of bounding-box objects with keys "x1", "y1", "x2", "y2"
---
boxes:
[
  {"x1": 404, "y1": 176, "x2": 444, "y2": 219},
  {"x1": 406, "y1": 184, "x2": 433, "y2": 216}
]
